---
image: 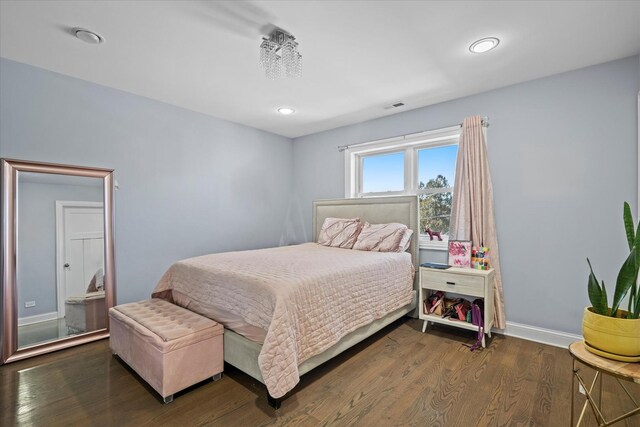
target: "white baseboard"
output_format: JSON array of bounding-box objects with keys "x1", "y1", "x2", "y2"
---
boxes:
[
  {"x1": 18, "y1": 311, "x2": 59, "y2": 326},
  {"x1": 493, "y1": 321, "x2": 582, "y2": 349}
]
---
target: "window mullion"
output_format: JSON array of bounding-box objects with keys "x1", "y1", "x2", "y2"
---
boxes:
[
  {"x1": 405, "y1": 147, "x2": 416, "y2": 195},
  {"x1": 357, "y1": 155, "x2": 364, "y2": 196}
]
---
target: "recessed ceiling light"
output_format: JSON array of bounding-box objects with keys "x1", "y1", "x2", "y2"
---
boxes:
[
  {"x1": 277, "y1": 107, "x2": 295, "y2": 115},
  {"x1": 73, "y1": 27, "x2": 104, "y2": 44},
  {"x1": 469, "y1": 37, "x2": 499, "y2": 54}
]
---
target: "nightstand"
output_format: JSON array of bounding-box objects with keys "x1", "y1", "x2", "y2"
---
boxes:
[{"x1": 419, "y1": 266, "x2": 494, "y2": 347}]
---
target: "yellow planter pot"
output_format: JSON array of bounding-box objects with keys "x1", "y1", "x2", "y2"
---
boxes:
[{"x1": 582, "y1": 307, "x2": 640, "y2": 360}]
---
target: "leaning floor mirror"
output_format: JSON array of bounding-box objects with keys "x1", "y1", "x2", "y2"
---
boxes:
[{"x1": 1, "y1": 159, "x2": 115, "y2": 364}]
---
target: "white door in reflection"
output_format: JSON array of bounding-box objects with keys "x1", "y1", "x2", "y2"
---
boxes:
[{"x1": 56, "y1": 202, "x2": 104, "y2": 318}]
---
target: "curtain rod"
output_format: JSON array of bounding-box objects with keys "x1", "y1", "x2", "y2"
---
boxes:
[{"x1": 337, "y1": 117, "x2": 489, "y2": 152}]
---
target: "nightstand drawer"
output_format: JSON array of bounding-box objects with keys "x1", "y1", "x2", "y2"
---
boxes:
[{"x1": 420, "y1": 270, "x2": 484, "y2": 297}]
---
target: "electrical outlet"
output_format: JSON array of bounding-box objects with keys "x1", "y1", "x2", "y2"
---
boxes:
[
  {"x1": 578, "y1": 384, "x2": 586, "y2": 395},
  {"x1": 25, "y1": 300, "x2": 36, "y2": 308}
]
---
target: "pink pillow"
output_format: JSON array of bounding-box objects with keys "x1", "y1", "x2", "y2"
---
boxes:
[
  {"x1": 317, "y1": 217, "x2": 363, "y2": 249},
  {"x1": 353, "y1": 222, "x2": 412, "y2": 252}
]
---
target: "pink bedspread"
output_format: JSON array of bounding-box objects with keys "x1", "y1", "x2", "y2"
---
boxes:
[{"x1": 152, "y1": 243, "x2": 414, "y2": 398}]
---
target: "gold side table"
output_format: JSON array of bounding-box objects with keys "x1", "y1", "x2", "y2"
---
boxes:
[{"x1": 569, "y1": 341, "x2": 640, "y2": 426}]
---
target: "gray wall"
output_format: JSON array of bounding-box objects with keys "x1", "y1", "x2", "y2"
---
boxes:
[
  {"x1": 17, "y1": 181, "x2": 102, "y2": 318},
  {"x1": 0, "y1": 58, "x2": 293, "y2": 306},
  {"x1": 292, "y1": 56, "x2": 640, "y2": 335},
  {"x1": 1, "y1": 55, "x2": 638, "y2": 337}
]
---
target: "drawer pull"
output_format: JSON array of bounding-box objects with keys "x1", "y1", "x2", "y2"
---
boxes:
[{"x1": 446, "y1": 281, "x2": 456, "y2": 285}]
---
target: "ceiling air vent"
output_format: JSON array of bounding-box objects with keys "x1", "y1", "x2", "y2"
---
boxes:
[{"x1": 383, "y1": 102, "x2": 405, "y2": 110}]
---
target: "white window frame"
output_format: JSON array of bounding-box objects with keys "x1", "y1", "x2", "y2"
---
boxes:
[{"x1": 344, "y1": 126, "x2": 461, "y2": 250}]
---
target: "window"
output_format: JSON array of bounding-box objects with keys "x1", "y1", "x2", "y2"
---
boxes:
[{"x1": 344, "y1": 127, "x2": 460, "y2": 249}]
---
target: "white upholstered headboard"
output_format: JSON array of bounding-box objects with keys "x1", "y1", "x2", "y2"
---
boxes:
[{"x1": 312, "y1": 196, "x2": 420, "y2": 272}]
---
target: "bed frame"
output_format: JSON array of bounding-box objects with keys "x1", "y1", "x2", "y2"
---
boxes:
[{"x1": 223, "y1": 195, "x2": 420, "y2": 408}]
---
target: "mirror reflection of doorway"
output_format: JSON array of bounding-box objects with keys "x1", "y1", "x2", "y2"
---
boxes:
[{"x1": 17, "y1": 202, "x2": 105, "y2": 348}]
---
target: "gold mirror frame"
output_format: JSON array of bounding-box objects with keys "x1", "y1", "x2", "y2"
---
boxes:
[{"x1": 1, "y1": 159, "x2": 116, "y2": 364}]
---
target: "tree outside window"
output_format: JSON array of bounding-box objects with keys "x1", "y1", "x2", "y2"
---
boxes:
[{"x1": 419, "y1": 175, "x2": 453, "y2": 239}]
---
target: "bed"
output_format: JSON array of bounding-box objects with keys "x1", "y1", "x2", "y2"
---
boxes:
[{"x1": 152, "y1": 196, "x2": 419, "y2": 408}]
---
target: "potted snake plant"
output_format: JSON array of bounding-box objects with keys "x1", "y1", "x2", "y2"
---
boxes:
[{"x1": 583, "y1": 202, "x2": 640, "y2": 361}]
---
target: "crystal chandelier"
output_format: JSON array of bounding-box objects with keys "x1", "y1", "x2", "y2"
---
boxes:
[{"x1": 259, "y1": 27, "x2": 302, "y2": 79}]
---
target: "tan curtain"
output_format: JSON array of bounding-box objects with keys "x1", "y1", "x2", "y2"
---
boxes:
[{"x1": 450, "y1": 115, "x2": 506, "y2": 328}]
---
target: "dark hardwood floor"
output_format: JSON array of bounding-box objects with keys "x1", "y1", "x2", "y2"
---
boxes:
[{"x1": 2, "y1": 318, "x2": 639, "y2": 426}]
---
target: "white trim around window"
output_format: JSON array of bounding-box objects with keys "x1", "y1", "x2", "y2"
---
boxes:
[{"x1": 344, "y1": 126, "x2": 461, "y2": 250}]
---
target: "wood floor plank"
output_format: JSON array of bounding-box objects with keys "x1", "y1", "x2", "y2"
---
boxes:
[{"x1": 4, "y1": 318, "x2": 639, "y2": 426}]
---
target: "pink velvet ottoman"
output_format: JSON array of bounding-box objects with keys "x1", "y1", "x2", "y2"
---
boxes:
[{"x1": 109, "y1": 299, "x2": 223, "y2": 403}]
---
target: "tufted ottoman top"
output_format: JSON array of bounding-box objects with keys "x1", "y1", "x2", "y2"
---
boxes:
[{"x1": 111, "y1": 299, "x2": 221, "y2": 343}]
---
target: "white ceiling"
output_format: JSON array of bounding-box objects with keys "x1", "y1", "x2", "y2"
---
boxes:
[{"x1": 1, "y1": 1, "x2": 639, "y2": 138}]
